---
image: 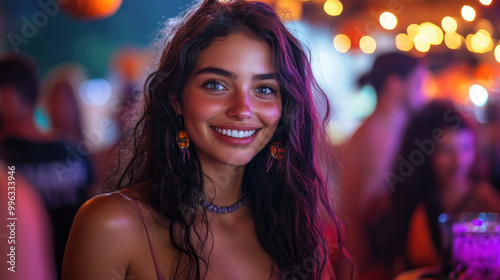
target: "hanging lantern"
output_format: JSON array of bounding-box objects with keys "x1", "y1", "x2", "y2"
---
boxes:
[{"x1": 60, "y1": 0, "x2": 123, "y2": 20}]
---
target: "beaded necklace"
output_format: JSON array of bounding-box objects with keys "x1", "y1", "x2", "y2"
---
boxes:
[{"x1": 197, "y1": 194, "x2": 246, "y2": 214}]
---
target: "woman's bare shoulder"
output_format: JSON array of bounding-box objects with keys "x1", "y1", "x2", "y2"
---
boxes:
[
  {"x1": 74, "y1": 191, "x2": 143, "y2": 229},
  {"x1": 62, "y1": 191, "x2": 147, "y2": 280}
]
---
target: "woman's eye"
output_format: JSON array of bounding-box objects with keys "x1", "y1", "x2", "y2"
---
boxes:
[
  {"x1": 254, "y1": 86, "x2": 277, "y2": 95},
  {"x1": 204, "y1": 81, "x2": 225, "y2": 91}
]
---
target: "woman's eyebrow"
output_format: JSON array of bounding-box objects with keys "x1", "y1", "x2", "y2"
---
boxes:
[
  {"x1": 252, "y1": 73, "x2": 276, "y2": 82},
  {"x1": 194, "y1": 67, "x2": 236, "y2": 79},
  {"x1": 194, "y1": 67, "x2": 276, "y2": 82}
]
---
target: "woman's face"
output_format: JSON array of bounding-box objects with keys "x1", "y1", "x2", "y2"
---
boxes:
[
  {"x1": 177, "y1": 32, "x2": 282, "y2": 168},
  {"x1": 431, "y1": 128, "x2": 476, "y2": 186}
]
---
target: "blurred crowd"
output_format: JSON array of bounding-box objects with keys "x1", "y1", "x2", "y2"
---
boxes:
[
  {"x1": 0, "y1": 50, "x2": 143, "y2": 280},
  {"x1": 338, "y1": 52, "x2": 500, "y2": 279}
]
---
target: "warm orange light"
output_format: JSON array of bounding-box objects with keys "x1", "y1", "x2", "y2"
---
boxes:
[
  {"x1": 276, "y1": 0, "x2": 303, "y2": 21},
  {"x1": 407, "y1": 24, "x2": 419, "y2": 40},
  {"x1": 324, "y1": 0, "x2": 343, "y2": 16},
  {"x1": 395, "y1": 33, "x2": 413, "y2": 51},
  {"x1": 461, "y1": 5, "x2": 476, "y2": 22},
  {"x1": 359, "y1": 36, "x2": 376, "y2": 54},
  {"x1": 380, "y1": 12, "x2": 397, "y2": 30},
  {"x1": 333, "y1": 34, "x2": 351, "y2": 53},
  {"x1": 61, "y1": 0, "x2": 123, "y2": 19},
  {"x1": 441, "y1": 16, "x2": 457, "y2": 33},
  {"x1": 414, "y1": 34, "x2": 430, "y2": 52},
  {"x1": 444, "y1": 32, "x2": 462, "y2": 49},
  {"x1": 495, "y1": 45, "x2": 500, "y2": 63}
]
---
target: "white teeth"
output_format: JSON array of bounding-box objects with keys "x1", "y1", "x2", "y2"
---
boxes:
[{"x1": 214, "y1": 127, "x2": 256, "y2": 138}]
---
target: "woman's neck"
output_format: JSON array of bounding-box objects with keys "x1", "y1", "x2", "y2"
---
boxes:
[
  {"x1": 200, "y1": 160, "x2": 246, "y2": 207},
  {"x1": 439, "y1": 179, "x2": 473, "y2": 212}
]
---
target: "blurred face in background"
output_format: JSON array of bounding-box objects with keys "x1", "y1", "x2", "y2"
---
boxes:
[
  {"x1": 403, "y1": 64, "x2": 429, "y2": 111},
  {"x1": 431, "y1": 128, "x2": 476, "y2": 187}
]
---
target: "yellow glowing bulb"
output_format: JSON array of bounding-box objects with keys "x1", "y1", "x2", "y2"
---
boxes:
[
  {"x1": 407, "y1": 24, "x2": 419, "y2": 40},
  {"x1": 333, "y1": 34, "x2": 350, "y2": 53},
  {"x1": 414, "y1": 34, "x2": 430, "y2": 52},
  {"x1": 395, "y1": 33, "x2": 413, "y2": 51},
  {"x1": 495, "y1": 45, "x2": 500, "y2": 63},
  {"x1": 461, "y1": 5, "x2": 476, "y2": 22},
  {"x1": 418, "y1": 22, "x2": 443, "y2": 45},
  {"x1": 324, "y1": 0, "x2": 343, "y2": 16},
  {"x1": 466, "y1": 34, "x2": 475, "y2": 52},
  {"x1": 379, "y1": 12, "x2": 397, "y2": 30},
  {"x1": 359, "y1": 36, "x2": 377, "y2": 54},
  {"x1": 442, "y1": 16, "x2": 457, "y2": 33},
  {"x1": 471, "y1": 29, "x2": 493, "y2": 53},
  {"x1": 480, "y1": 0, "x2": 492, "y2": 5},
  {"x1": 444, "y1": 32, "x2": 462, "y2": 49}
]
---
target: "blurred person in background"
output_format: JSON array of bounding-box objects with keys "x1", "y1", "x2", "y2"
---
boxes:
[
  {"x1": 40, "y1": 63, "x2": 87, "y2": 145},
  {"x1": 369, "y1": 99, "x2": 500, "y2": 278},
  {"x1": 0, "y1": 54, "x2": 94, "y2": 279},
  {"x1": 0, "y1": 161, "x2": 56, "y2": 280},
  {"x1": 483, "y1": 99, "x2": 500, "y2": 192},
  {"x1": 339, "y1": 52, "x2": 429, "y2": 277}
]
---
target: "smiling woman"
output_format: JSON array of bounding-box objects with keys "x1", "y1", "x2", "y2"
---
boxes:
[{"x1": 62, "y1": 0, "x2": 349, "y2": 279}]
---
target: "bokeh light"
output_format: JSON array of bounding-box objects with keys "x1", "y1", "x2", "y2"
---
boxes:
[
  {"x1": 380, "y1": 12, "x2": 397, "y2": 30},
  {"x1": 419, "y1": 22, "x2": 443, "y2": 45},
  {"x1": 444, "y1": 32, "x2": 462, "y2": 49},
  {"x1": 333, "y1": 34, "x2": 351, "y2": 53},
  {"x1": 469, "y1": 84, "x2": 488, "y2": 107},
  {"x1": 495, "y1": 45, "x2": 500, "y2": 63},
  {"x1": 441, "y1": 16, "x2": 457, "y2": 33},
  {"x1": 479, "y1": 0, "x2": 492, "y2": 5},
  {"x1": 79, "y1": 79, "x2": 112, "y2": 106},
  {"x1": 461, "y1": 5, "x2": 476, "y2": 22},
  {"x1": 324, "y1": 0, "x2": 343, "y2": 16},
  {"x1": 470, "y1": 29, "x2": 493, "y2": 53},
  {"x1": 407, "y1": 24, "x2": 419, "y2": 40},
  {"x1": 395, "y1": 33, "x2": 413, "y2": 51},
  {"x1": 359, "y1": 36, "x2": 377, "y2": 54},
  {"x1": 414, "y1": 34, "x2": 431, "y2": 52}
]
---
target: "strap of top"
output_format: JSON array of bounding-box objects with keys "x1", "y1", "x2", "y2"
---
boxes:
[{"x1": 117, "y1": 193, "x2": 166, "y2": 280}]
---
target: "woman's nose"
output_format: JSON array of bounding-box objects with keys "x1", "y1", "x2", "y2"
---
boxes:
[{"x1": 226, "y1": 91, "x2": 252, "y2": 121}]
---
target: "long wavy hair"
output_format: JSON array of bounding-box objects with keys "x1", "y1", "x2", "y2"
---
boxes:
[{"x1": 108, "y1": 0, "x2": 344, "y2": 278}]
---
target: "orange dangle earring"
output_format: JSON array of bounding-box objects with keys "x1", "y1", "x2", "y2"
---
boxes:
[
  {"x1": 176, "y1": 130, "x2": 190, "y2": 163},
  {"x1": 176, "y1": 117, "x2": 190, "y2": 163},
  {"x1": 266, "y1": 141, "x2": 285, "y2": 172}
]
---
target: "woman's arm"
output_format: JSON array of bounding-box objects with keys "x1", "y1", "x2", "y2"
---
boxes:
[{"x1": 62, "y1": 193, "x2": 141, "y2": 280}]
